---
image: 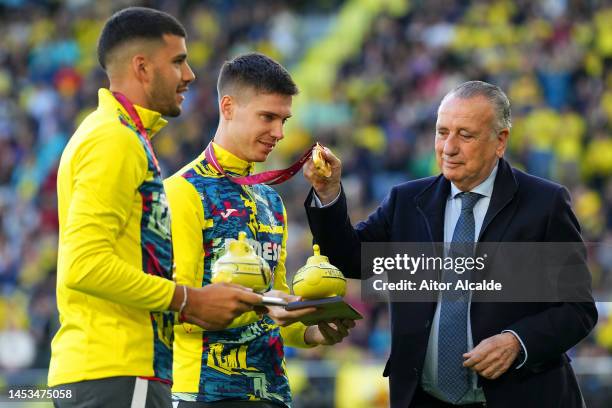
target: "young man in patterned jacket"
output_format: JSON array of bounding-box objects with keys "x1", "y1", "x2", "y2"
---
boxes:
[{"x1": 165, "y1": 53, "x2": 355, "y2": 408}]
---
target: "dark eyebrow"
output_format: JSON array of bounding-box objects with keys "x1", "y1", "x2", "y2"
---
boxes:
[{"x1": 258, "y1": 110, "x2": 292, "y2": 120}]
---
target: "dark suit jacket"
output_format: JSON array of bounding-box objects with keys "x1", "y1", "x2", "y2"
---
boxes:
[{"x1": 305, "y1": 158, "x2": 597, "y2": 408}]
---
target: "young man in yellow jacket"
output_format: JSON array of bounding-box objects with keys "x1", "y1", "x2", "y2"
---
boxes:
[
  {"x1": 49, "y1": 8, "x2": 262, "y2": 407},
  {"x1": 165, "y1": 53, "x2": 355, "y2": 408}
]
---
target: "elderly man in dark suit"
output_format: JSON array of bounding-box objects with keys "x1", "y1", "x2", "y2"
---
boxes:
[{"x1": 303, "y1": 81, "x2": 597, "y2": 408}]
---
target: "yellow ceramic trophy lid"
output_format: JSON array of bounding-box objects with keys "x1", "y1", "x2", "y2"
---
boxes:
[
  {"x1": 228, "y1": 231, "x2": 251, "y2": 256},
  {"x1": 307, "y1": 244, "x2": 329, "y2": 265}
]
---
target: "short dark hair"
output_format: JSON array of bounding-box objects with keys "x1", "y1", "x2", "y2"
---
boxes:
[
  {"x1": 217, "y1": 53, "x2": 298, "y2": 98},
  {"x1": 97, "y1": 7, "x2": 186, "y2": 70}
]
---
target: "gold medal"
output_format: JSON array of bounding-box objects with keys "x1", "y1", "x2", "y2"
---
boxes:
[{"x1": 312, "y1": 143, "x2": 332, "y2": 178}]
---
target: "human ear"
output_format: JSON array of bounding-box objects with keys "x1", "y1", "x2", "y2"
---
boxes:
[
  {"x1": 131, "y1": 54, "x2": 151, "y2": 83},
  {"x1": 220, "y1": 95, "x2": 234, "y2": 120},
  {"x1": 496, "y1": 128, "x2": 509, "y2": 158}
]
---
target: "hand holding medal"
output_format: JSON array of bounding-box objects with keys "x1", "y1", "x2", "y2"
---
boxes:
[
  {"x1": 303, "y1": 143, "x2": 342, "y2": 205},
  {"x1": 312, "y1": 143, "x2": 332, "y2": 178}
]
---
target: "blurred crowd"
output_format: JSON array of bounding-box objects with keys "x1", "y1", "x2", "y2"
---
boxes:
[{"x1": 0, "y1": 0, "x2": 611, "y2": 406}]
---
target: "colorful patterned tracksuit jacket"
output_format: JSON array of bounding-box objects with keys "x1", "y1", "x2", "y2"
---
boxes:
[{"x1": 165, "y1": 143, "x2": 311, "y2": 407}]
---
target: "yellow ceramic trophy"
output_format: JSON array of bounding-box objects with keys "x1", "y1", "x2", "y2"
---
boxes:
[
  {"x1": 293, "y1": 244, "x2": 346, "y2": 298},
  {"x1": 211, "y1": 231, "x2": 272, "y2": 293},
  {"x1": 289, "y1": 244, "x2": 362, "y2": 325},
  {"x1": 209, "y1": 231, "x2": 361, "y2": 324}
]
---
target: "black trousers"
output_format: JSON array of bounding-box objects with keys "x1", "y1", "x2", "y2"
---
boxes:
[
  {"x1": 409, "y1": 387, "x2": 487, "y2": 408},
  {"x1": 53, "y1": 376, "x2": 171, "y2": 408}
]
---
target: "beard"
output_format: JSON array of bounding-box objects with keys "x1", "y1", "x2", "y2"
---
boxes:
[{"x1": 149, "y1": 71, "x2": 182, "y2": 117}]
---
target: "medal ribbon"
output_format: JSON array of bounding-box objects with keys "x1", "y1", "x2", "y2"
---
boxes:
[
  {"x1": 204, "y1": 142, "x2": 316, "y2": 185},
  {"x1": 113, "y1": 91, "x2": 162, "y2": 173}
]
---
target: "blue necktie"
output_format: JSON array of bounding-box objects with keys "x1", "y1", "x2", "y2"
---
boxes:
[{"x1": 438, "y1": 192, "x2": 482, "y2": 403}]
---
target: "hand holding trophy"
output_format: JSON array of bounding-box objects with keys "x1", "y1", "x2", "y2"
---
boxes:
[
  {"x1": 286, "y1": 244, "x2": 361, "y2": 345},
  {"x1": 211, "y1": 231, "x2": 318, "y2": 325}
]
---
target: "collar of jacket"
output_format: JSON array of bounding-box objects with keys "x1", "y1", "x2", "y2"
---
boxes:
[
  {"x1": 201, "y1": 142, "x2": 255, "y2": 177},
  {"x1": 414, "y1": 157, "x2": 518, "y2": 242},
  {"x1": 97, "y1": 88, "x2": 168, "y2": 139}
]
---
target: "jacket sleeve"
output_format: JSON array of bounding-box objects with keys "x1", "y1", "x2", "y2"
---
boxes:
[
  {"x1": 61, "y1": 127, "x2": 175, "y2": 311},
  {"x1": 506, "y1": 186, "x2": 598, "y2": 367},
  {"x1": 276, "y1": 205, "x2": 313, "y2": 348},
  {"x1": 305, "y1": 185, "x2": 395, "y2": 279},
  {"x1": 164, "y1": 174, "x2": 207, "y2": 333}
]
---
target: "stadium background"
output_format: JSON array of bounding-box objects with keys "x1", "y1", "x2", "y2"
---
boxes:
[{"x1": 0, "y1": 0, "x2": 611, "y2": 406}]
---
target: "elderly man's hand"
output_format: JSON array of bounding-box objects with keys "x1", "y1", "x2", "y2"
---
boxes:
[
  {"x1": 303, "y1": 145, "x2": 342, "y2": 205},
  {"x1": 463, "y1": 332, "x2": 521, "y2": 380},
  {"x1": 304, "y1": 319, "x2": 356, "y2": 345}
]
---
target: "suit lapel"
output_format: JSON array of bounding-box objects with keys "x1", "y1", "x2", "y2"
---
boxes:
[
  {"x1": 414, "y1": 158, "x2": 518, "y2": 243},
  {"x1": 415, "y1": 174, "x2": 450, "y2": 243},
  {"x1": 478, "y1": 158, "x2": 518, "y2": 242}
]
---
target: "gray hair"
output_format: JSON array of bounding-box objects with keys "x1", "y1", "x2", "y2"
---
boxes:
[{"x1": 441, "y1": 80, "x2": 512, "y2": 132}]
